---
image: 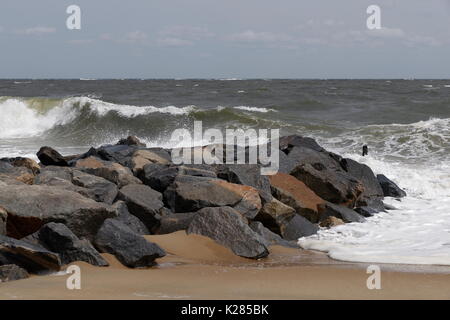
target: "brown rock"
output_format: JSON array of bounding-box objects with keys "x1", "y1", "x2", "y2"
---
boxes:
[
  {"x1": 269, "y1": 173, "x2": 325, "y2": 223},
  {"x1": 0, "y1": 207, "x2": 7, "y2": 235},
  {"x1": 319, "y1": 216, "x2": 345, "y2": 228},
  {"x1": 254, "y1": 197, "x2": 296, "y2": 235}
]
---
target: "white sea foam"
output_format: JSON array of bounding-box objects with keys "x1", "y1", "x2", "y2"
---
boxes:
[
  {"x1": 233, "y1": 106, "x2": 276, "y2": 113},
  {"x1": 299, "y1": 137, "x2": 450, "y2": 266}
]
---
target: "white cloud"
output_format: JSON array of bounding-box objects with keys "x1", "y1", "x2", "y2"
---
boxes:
[
  {"x1": 157, "y1": 37, "x2": 193, "y2": 47},
  {"x1": 227, "y1": 30, "x2": 293, "y2": 43},
  {"x1": 16, "y1": 26, "x2": 56, "y2": 36}
]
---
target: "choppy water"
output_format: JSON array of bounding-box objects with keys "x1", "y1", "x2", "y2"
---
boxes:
[{"x1": 1, "y1": 79, "x2": 449, "y2": 266}]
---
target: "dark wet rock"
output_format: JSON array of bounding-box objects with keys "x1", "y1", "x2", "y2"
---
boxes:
[
  {"x1": 117, "y1": 184, "x2": 164, "y2": 230},
  {"x1": 164, "y1": 175, "x2": 262, "y2": 219},
  {"x1": 318, "y1": 202, "x2": 366, "y2": 223},
  {"x1": 37, "y1": 146, "x2": 69, "y2": 167},
  {"x1": 155, "y1": 212, "x2": 197, "y2": 235},
  {"x1": 0, "y1": 235, "x2": 61, "y2": 272},
  {"x1": 112, "y1": 201, "x2": 149, "y2": 235},
  {"x1": 377, "y1": 174, "x2": 407, "y2": 198},
  {"x1": 0, "y1": 264, "x2": 29, "y2": 282},
  {"x1": 71, "y1": 171, "x2": 118, "y2": 204},
  {"x1": 269, "y1": 173, "x2": 325, "y2": 223},
  {"x1": 281, "y1": 215, "x2": 319, "y2": 241},
  {"x1": 0, "y1": 185, "x2": 116, "y2": 240},
  {"x1": 279, "y1": 135, "x2": 325, "y2": 153},
  {"x1": 215, "y1": 164, "x2": 271, "y2": 194},
  {"x1": 75, "y1": 156, "x2": 141, "y2": 187},
  {"x1": 291, "y1": 163, "x2": 364, "y2": 207},
  {"x1": 0, "y1": 157, "x2": 40, "y2": 175},
  {"x1": 341, "y1": 158, "x2": 384, "y2": 207},
  {"x1": 117, "y1": 136, "x2": 146, "y2": 147},
  {"x1": 254, "y1": 197, "x2": 296, "y2": 235},
  {"x1": 96, "y1": 144, "x2": 139, "y2": 166},
  {"x1": 31, "y1": 223, "x2": 109, "y2": 267},
  {"x1": 319, "y1": 216, "x2": 345, "y2": 228},
  {"x1": 94, "y1": 219, "x2": 166, "y2": 268},
  {"x1": 187, "y1": 207, "x2": 269, "y2": 259},
  {"x1": 249, "y1": 221, "x2": 298, "y2": 248}
]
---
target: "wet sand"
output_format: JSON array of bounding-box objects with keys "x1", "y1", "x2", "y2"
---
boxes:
[{"x1": 0, "y1": 231, "x2": 449, "y2": 300}]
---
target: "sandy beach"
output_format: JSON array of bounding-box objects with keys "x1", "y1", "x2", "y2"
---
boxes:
[{"x1": 0, "y1": 231, "x2": 448, "y2": 300}]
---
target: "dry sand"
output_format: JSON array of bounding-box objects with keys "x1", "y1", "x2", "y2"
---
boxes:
[{"x1": 0, "y1": 231, "x2": 449, "y2": 300}]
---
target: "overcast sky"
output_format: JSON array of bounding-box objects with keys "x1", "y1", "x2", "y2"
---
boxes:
[{"x1": 1, "y1": 0, "x2": 449, "y2": 78}]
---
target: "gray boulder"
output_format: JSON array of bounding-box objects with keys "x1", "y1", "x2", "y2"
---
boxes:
[
  {"x1": 281, "y1": 215, "x2": 319, "y2": 241},
  {"x1": 155, "y1": 212, "x2": 197, "y2": 235},
  {"x1": 112, "y1": 201, "x2": 149, "y2": 235},
  {"x1": 215, "y1": 164, "x2": 271, "y2": 194},
  {"x1": 249, "y1": 221, "x2": 298, "y2": 248},
  {"x1": 0, "y1": 185, "x2": 116, "y2": 240},
  {"x1": 187, "y1": 206, "x2": 269, "y2": 259},
  {"x1": 254, "y1": 197, "x2": 296, "y2": 235},
  {"x1": 117, "y1": 184, "x2": 164, "y2": 231},
  {"x1": 37, "y1": 146, "x2": 69, "y2": 167},
  {"x1": 71, "y1": 171, "x2": 118, "y2": 204},
  {"x1": 318, "y1": 202, "x2": 366, "y2": 223},
  {"x1": 94, "y1": 219, "x2": 166, "y2": 268}
]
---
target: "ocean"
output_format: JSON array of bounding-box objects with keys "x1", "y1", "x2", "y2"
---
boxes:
[{"x1": 0, "y1": 79, "x2": 449, "y2": 266}]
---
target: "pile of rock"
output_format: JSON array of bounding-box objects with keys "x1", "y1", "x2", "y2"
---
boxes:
[{"x1": 0, "y1": 135, "x2": 406, "y2": 283}]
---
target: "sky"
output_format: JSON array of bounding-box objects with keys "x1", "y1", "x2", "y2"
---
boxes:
[{"x1": 0, "y1": 0, "x2": 450, "y2": 79}]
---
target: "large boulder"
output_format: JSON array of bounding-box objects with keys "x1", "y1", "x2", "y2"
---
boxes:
[
  {"x1": 187, "y1": 207, "x2": 269, "y2": 259},
  {"x1": 0, "y1": 235, "x2": 61, "y2": 272},
  {"x1": 0, "y1": 264, "x2": 29, "y2": 282},
  {"x1": 164, "y1": 175, "x2": 262, "y2": 219},
  {"x1": 75, "y1": 156, "x2": 141, "y2": 187},
  {"x1": 28, "y1": 223, "x2": 108, "y2": 267},
  {"x1": 71, "y1": 171, "x2": 118, "y2": 204},
  {"x1": 0, "y1": 185, "x2": 116, "y2": 240},
  {"x1": 215, "y1": 164, "x2": 271, "y2": 194},
  {"x1": 291, "y1": 163, "x2": 363, "y2": 207},
  {"x1": 117, "y1": 135, "x2": 146, "y2": 147},
  {"x1": 128, "y1": 149, "x2": 171, "y2": 176},
  {"x1": 281, "y1": 215, "x2": 319, "y2": 241},
  {"x1": 279, "y1": 135, "x2": 325, "y2": 153},
  {"x1": 0, "y1": 161, "x2": 34, "y2": 185},
  {"x1": 37, "y1": 146, "x2": 69, "y2": 166},
  {"x1": 96, "y1": 144, "x2": 139, "y2": 166},
  {"x1": 94, "y1": 219, "x2": 166, "y2": 268},
  {"x1": 254, "y1": 197, "x2": 296, "y2": 235},
  {"x1": 117, "y1": 184, "x2": 164, "y2": 231},
  {"x1": 377, "y1": 174, "x2": 407, "y2": 198},
  {"x1": 249, "y1": 221, "x2": 298, "y2": 248},
  {"x1": 269, "y1": 173, "x2": 325, "y2": 223},
  {"x1": 318, "y1": 202, "x2": 366, "y2": 223},
  {"x1": 0, "y1": 157, "x2": 40, "y2": 175},
  {"x1": 112, "y1": 201, "x2": 149, "y2": 235}
]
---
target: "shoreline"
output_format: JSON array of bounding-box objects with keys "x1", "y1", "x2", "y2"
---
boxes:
[{"x1": 1, "y1": 232, "x2": 449, "y2": 300}]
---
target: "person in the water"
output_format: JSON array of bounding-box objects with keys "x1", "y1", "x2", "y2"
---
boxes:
[{"x1": 362, "y1": 145, "x2": 368, "y2": 156}]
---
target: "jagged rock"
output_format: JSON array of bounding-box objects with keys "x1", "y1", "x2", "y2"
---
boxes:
[
  {"x1": 341, "y1": 158, "x2": 384, "y2": 208},
  {"x1": 94, "y1": 219, "x2": 166, "y2": 268},
  {"x1": 164, "y1": 175, "x2": 262, "y2": 219},
  {"x1": 33, "y1": 166, "x2": 74, "y2": 184},
  {"x1": 215, "y1": 164, "x2": 271, "y2": 194},
  {"x1": 129, "y1": 149, "x2": 171, "y2": 176},
  {"x1": 31, "y1": 223, "x2": 108, "y2": 266},
  {"x1": 0, "y1": 157, "x2": 40, "y2": 175},
  {"x1": 187, "y1": 207, "x2": 269, "y2": 259},
  {"x1": 319, "y1": 216, "x2": 345, "y2": 228},
  {"x1": 269, "y1": 173, "x2": 325, "y2": 223},
  {"x1": 112, "y1": 201, "x2": 149, "y2": 235},
  {"x1": 75, "y1": 156, "x2": 141, "y2": 187},
  {"x1": 318, "y1": 202, "x2": 366, "y2": 223},
  {"x1": 71, "y1": 171, "x2": 118, "y2": 204},
  {"x1": 96, "y1": 144, "x2": 139, "y2": 166},
  {"x1": 0, "y1": 161, "x2": 34, "y2": 185},
  {"x1": 249, "y1": 221, "x2": 298, "y2": 248},
  {"x1": 281, "y1": 215, "x2": 319, "y2": 240},
  {"x1": 37, "y1": 146, "x2": 69, "y2": 167},
  {"x1": 140, "y1": 164, "x2": 216, "y2": 192},
  {"x1": 279, "y1": 135, "x2": 325, "y2": 153},
  {"x1": 0, "y1": 207, "x2": 7, "y2": 236},
  {"x1": 0, "y1": 264, "x2": 29, "y2": 282},
  {"x1": 0, "y1": 185, "x2": 116, "y2": 240},
  {"x1": 117, "y1": 184, "x2": 164, "y2": 230},
  {"x1": 0, "y1": 235, "x2": 61, "y2": 272},
  {"x1": 254, "y1": 197, "x2": 296, "y2": 235},
  {"x1": 377, "y1": 174, "x2": 407, "y2": 198},
  {"x1": 291, "y1": 163, "x2": 363, "y2": 207},
  {"x1": 117, "y1": 136, "x2": 146, "y2": 147},
  {"x1": 155, "y1": 212, "x2": 197, "y2": 235}
]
